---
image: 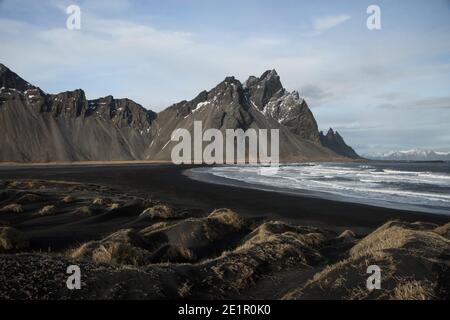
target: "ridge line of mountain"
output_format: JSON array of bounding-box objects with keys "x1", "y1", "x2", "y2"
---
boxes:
[{"x1": 0, "y1": 63, "x2": 360, "y2": 162}]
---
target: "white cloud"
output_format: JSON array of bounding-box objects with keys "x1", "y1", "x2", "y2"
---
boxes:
[
  {"x1": 1, "y1": 6, "x2": 450, "y2": 154},
  {"x1": 312, "y1": 14, "x2": 351, "y2": 34},
  {"x1": 1, "y1": 12, "x2": 448, "y2": 112}
]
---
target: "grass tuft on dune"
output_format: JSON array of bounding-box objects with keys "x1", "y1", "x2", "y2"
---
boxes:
[
  {"x1": 0, "y1": 227, "x2": 29, "y2": 251},
  {"x1": 0, "y1": 204, "x2": 24, "y2": 214}
]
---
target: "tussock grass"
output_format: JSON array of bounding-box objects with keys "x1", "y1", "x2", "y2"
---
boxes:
[
  {"x1": 7, "y1": 181, "x2": 19, "y2": 188},
  {"x1": 338, "y1": 230, "x2": 356, "y2": 240},
  {"x1": 0, "y1": 227, "x2": 29, "y2": 251},
  {"x1": 36, "y1": 205, "x2": 57, "y2": 217},
  {"x1": 178, "y1": 282, "x2": 193, "y2": 299},
  {"x1": 350, "y1": 221, "x2": 447, "y2": 260},
  {"x1": 434, "y1": 223, "x2": 450, "y2": 239},
  {"x1": 72, "y1": 241, "x2": 150, "y2": 266},
  {"x1": 92, "y1": 197, "x2": 109, "y2": 206},
  {"x1": 140, "y1": 222, "x2": 170, "y2": 234},
  {"x1": 141, "y1": 204, "x2": 175, "y2": 219},
  {"x1": 208, "y1": 208, "x2": 249, "y2": 229},
  {"x1": 109, "y1": 203, "x2": 120, "y2": 210},
  {"x1": 283, "y1": 220, "x2": 450, "y2": 300},
  {"x1": 237, "y1": 221, "x2": 326, "y2": 251},
  {"x1": 26, "y1": 181, "x2": 37, "y2": 189},
  {"x1": 62, "y1": 195, "x2": 76, "y2": 204},
  {"x1": 0, "y1": 203, "x2": 24, "y2": 214},
  {"x1": 393, "y1": 280, "x2": 435, "y2": 300},
  {"x1": 71, "y1": 229, "x2": 152, "y2": 266}
]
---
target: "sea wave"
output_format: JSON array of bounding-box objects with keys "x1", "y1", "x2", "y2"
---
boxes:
[{"x1": 191, "y1": 162, "x2": 450, "y2": 215}]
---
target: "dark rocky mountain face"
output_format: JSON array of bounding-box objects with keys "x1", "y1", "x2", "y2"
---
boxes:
[
  {"x1": 244, "y1": 70, "x2": 321, "y2": 143},
  {"x1": 319, "y1": 128, "x2": 360, "y2": 159},
  {"x1": 149, "y1": 73, "x2": 336, "y2": 161},
  {"x1": 0, "y1": 63, "x2": 35, "y2": 93},
  {"x1": 0, "y1": 65, "x2": 156, "y2": 162},
  {"x1": 244, "y1": 70, "x2": 283, "y2": 110},
  {"x1": 0, "y1": 64, "x2": 356, "y2": 162}
]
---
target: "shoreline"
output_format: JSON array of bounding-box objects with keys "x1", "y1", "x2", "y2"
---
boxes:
[
  {"x1": 0, "y1": 164, "x2": 449, "y2": 300},
  {"x1": 187, "y1": 165, "x2": 450, "y2": 216},
  {"x1": 0, "y1": 158, "x2": 366, "y2": 167},
  {"x1": 0, "y1": 163, "x2": 448, "y2": 234}
]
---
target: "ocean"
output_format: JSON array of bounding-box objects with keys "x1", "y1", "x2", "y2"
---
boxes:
[{"x1": 190, "y1": 162, "x2": 450, "y2": 216}]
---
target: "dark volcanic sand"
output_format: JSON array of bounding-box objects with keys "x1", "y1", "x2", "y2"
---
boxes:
[
  {"x1": 1, "y1": 165, "x2": 449, "y2": 300},
  {"x1": 0, "y1": 163, "x2": 448, "y2": 234}
]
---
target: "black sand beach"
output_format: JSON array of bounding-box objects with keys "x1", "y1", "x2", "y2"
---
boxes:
[
  {"x1": 0, "y1": 163, "x2": 449, "y2": 300},
  {"x1": 0, "y1": 163, "x2": 448, "y2": 234}
]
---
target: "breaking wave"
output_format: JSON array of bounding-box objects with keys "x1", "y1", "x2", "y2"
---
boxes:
[{"x1": 190, "y1": 162, "x2": 450, "y2": 215}]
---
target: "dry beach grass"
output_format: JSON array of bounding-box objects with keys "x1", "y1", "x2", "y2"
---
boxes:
[{"x1": 0, "y1": 179, "x2": 448, "y2": 300}]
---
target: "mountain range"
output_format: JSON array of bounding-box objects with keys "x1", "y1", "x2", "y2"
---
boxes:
[
  {"x1": 319, "y1": 128, "x2": 360, "y2": 159},
  {"x1": 0, "y1": 63, "x2": 359, "y2": 163},
  {"x1": 368, "y1": 150, "x2": 450, "y2": 161}
]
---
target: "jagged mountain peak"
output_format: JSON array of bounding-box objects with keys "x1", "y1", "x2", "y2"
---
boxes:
[
  {"x1": 0, "y1": 63, "x2": 16, "y2": 75},
  {"x1": 245, "y1": 71, "x2": 319, "y2": 142},
  {"x1": 320, "y1": 128, "x2": 360, "y2": 159},
  {"x1": 323, "y1": 128, "x2": 343, "y2": 140},
  {"x1": 260, "y1": 69, "x2": 279, "y2": 79},
  {"x1": 290, "y1": 90, "x2": 300, "y2": 100},
  {"x1": 245, "y1": 69, "x2": 283, "y2": 110},
  {"x1": 0, "y1": 64, "x2": 158, "y2": 162},
  {"x1": 215, "y1": 76, "x2": 244, "y2": 93},
  {"x1": 101, "y1": 94, "x2": 114, "y2": 100},
  {"x1": 157, "y1": 69, "x2": 324, "y2": 147},
  {"x1": 223, "y1": 76, "x2": 240, "y2": 84},
  {"x1": 325, "y1": 128, "x2": 336, "y2": 137},
  {"x1": 323, "y1": 128, "x2": 344, "y2": 140},
  {"x1": 245, "y1": 69, "x2": 280, "y2": 85},
  {"x1": 244, "y1": 69, "x2": 279, "y2": 85},
  {"x1": 60, "y1": 88, "x2": 86, "y2": 95},
  {"x1": 0, "y1": 64, "x2": 35, "y2": 92},
  {"x1": 164, "y1": 75, "x2": 249, "y2": 121}
]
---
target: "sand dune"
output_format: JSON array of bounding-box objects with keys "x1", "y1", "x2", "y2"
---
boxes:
[{"x1": 0, "y1": 179, "x2": 448, "y2": 300}]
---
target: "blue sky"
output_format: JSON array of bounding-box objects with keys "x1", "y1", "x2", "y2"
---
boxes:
[{"x1": 1, "y1": 0, "x2": 449, "y2": 154}]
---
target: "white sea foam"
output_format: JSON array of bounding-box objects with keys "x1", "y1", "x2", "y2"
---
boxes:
[{"x1": 192, "y1": 162, "x2": 450, "y2": 215}]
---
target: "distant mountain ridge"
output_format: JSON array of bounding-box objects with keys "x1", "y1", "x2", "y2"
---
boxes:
[
  {"x1": 0, "y1": 63, "x2": 358, "y2": 163},
  {"x1": 319, "y1": 128, "x2": 360, "y2": 159},
  {"x1": 368, "y1": 149, "x2": 450, "y2": 161}
]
